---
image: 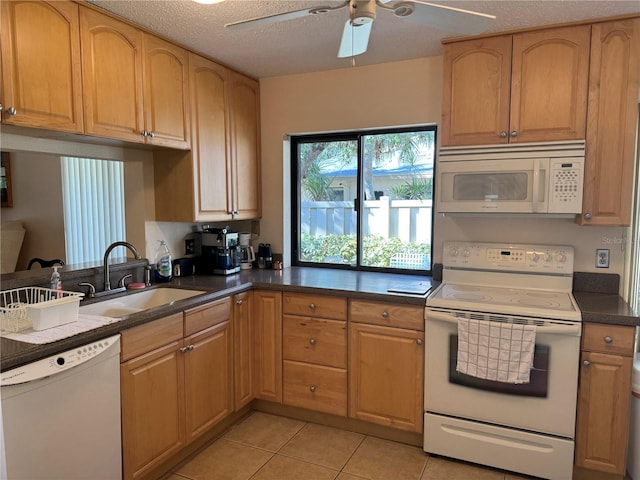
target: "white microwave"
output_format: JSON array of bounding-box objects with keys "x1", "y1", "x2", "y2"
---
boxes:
[{"x1": 437, "y1": 141, "x2": 585, "y2": 215}]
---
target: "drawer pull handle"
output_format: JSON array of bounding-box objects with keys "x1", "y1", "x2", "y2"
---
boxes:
[
  {"x1": 583, "y1": 360, "x2": 591, "y2": 367},
  {"x1": 309, "y1": 303, "x2": 316, "y2": 310},
  {"x1": 180, "y1": 346, "x2": 188, "y2": 353},
  {"x1": 309, "y1": 338, "x2": 316, "y2": 346},
  {"x1": 381, "y1": 311, "x2": 389, "y2": 318},
  {"x1": 604, "y1": 336, "x2": 613, "y2": 344},
  {"x1": 309, "y1": 386, "x2": 316, "y2": 393},
  {"x1": 236, "y1": 299, "x2": 243, "y2": 305},
  {"x1": 416, "y1": 339, "x2": 423, "y2": 345}
]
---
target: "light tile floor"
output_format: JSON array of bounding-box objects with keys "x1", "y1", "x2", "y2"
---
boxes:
[{"x1": 167, "y1": 411, "x2": 541, "y2": 480}]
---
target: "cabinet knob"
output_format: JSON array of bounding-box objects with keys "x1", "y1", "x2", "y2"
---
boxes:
[
  {"x1": 583, "y1": 360, "x2": 591, "y2": 367},
  {"x1": 180, "y1": 346, "x2": 188, "y2": 353},
  {"x1": 141, "y1": 130, "x2": 148, "y2": 137},
  {"x1": 309, "y1": 386, "x2": 316, "y2": 393},
  {"x1": 500, "y1": 131, "x2": 507, "y2": 138},
  {"x1": 148, "y1": 131, "x2": 155, "y2": 138},
  {"x1": 309, "y1": 338, "x2": 316, "y2": 346},
  {"x1": 381, "y1": 311, "x2": 389, "y2": 318},
  {"x1": 604, "y1": 336, "x2": 613, "y2": 344},
  {"x1": 416, "y1": 338, "x2": 423, "y2": 345},
  {"x1": 584, "y1": 213, "x2": 592, "y2": 220},
  {"x1": 510, "y1": 131, "x2": 518, "y2": 138},
  {"x1": 188, "y1": 344, "x2": 195, "y2": 351},
  {"x1": 309, "y1": 303, "x2": 316, "y2": 310},
  {"x1": 236, "y1": 299, "x2": 243, "y2": 305},
  {"x1": 6, "y1": 107, "x2": 17, "y2": 116}
]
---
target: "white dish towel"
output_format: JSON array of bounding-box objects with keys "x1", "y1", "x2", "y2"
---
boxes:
[{"x1": 456, "y1": 318, "x2": 536, "y2": 384}]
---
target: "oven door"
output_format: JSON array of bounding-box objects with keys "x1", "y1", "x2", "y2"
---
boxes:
[
  {"x1": 437, "y1": 158, "x2": 549, "y2": 213},
  {"x1": 424, "y1": 307, "x2": 581, "y2": 438}
]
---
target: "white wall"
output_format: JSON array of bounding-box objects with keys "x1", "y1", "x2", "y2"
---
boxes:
[{"x1": 259, "y1": 56, "x2": 631, "y2": 282}]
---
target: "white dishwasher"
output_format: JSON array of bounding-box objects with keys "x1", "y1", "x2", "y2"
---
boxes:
[{"x1": 1, "y1": 334, "x2": 122, "y2": 480}]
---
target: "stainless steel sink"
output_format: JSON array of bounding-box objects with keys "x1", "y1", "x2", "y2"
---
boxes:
[{"x1": 79, "y1": 288, "x2": 206, "y2": 318}]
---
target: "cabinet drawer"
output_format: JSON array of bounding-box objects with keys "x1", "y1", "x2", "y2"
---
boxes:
[
  {"x1": 120, "y1": 313, "x2": 183, "y2": 362},
  {"x1": 184, "y1": 297, "x2": 231, "y2": 336},
  {"x1": 283, "y1": 360, "x2": 347, "y2": 416},
  {"x1": 581, "y1": 323, "x2": 635, "y2": 356},
  {"x1": 283, "y1": 316, "x2": 347, "y2": 368},
  {"x1": 350, "y1": 300, "x2": 424, "y2": 331},
  {"x1": 283, "y1": 293, "x2": 347, "y2": 320}
]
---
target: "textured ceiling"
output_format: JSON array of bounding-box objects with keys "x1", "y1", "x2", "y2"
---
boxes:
[{"x1": 88, "y1": 0, "x2": 640, "y2": 79}]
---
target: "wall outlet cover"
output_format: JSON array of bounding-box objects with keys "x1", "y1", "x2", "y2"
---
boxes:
[{"x1": 596, "y1": 249, "x2": 609, "y2": 268}]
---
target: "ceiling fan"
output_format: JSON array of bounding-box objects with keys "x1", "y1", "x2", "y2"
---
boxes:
[{"x1": 225, "y1": 0, "x2": 495, "y2": 58}]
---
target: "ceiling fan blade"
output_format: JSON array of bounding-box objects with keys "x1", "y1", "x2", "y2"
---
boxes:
[
  {"x1": 338, "y1": 19, "x2": 373, "y2": 58},
  {"x1": 393, "y1": 1, "x2": 495, "y2": 35},
  {"x1": 225, "y1": 4, "x2": 339, "y2": 30}
]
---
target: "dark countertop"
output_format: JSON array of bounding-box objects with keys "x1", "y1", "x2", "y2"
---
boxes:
[
  {"x1": 1, "y1": 267, "x2": 436, "y2": 372},
  {"x1": 573, "y1": 292, "x2": 640, "y2": 327}
]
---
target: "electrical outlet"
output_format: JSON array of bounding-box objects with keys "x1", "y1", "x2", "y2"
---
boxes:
[{"x1": 596, "y1": 249, "x2": 609, "y2": 268}]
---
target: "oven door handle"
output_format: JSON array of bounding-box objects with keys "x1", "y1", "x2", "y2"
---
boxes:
[{"x1": 425, "y1": 310, "x2": 581, "y2": 336}]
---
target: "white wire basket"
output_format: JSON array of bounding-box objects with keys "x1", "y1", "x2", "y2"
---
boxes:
[{"x1": 0, "y1": 287, "x2": 84, "y2": 332}]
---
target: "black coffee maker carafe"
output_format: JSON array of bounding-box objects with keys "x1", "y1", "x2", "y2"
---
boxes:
[{"x1": 257, "y1": 243, "x2": 273, "y2": 269}]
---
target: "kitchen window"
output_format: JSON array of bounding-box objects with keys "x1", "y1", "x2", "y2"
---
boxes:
[
  {"x1": 291, "y1": 126, "x2": 435, "y2": 274},
  {"x1": 61, "y1": 156, "x2": 126, "y2": 265}
]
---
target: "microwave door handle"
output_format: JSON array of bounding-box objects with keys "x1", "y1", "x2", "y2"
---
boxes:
[{"x1": 532, "y1": 159, "x2": 543, "y2": 213}]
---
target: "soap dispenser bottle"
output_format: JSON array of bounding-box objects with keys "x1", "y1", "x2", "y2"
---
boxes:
[
  {"x1": 50, "y1": 266, "x2": 62, "y2": 297},
  {"x1": 154, "y1": 240, "x2": 173, "y2": 283}
]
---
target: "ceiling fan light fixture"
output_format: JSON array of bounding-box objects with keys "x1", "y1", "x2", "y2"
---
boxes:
[
  {"x1": 393, "y1": 3, "x2": 414, "y2": 17},
  {"x1": 310, "y1": 7, "x2": 331, "y2": 15}
]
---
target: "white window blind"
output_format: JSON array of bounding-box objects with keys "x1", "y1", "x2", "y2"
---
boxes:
[{"x1": 61, "y1": 157, "x2": 126, "y2": 265}]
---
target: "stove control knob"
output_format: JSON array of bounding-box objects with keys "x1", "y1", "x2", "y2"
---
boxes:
[
  {"x1": 554, "y1": 252, "x2": 566, "y2": 263},
  {"x1": 449, "y1": 247, "x2": 459, "y2": 257},
  {"x1": 462, "y1": 249, "x2": 471, "y2": 258},
  {"x1": 531, "y1": 252, "x2": 540, "y2": 262},
  {"x1": 543, "y1": 253, "x2": 552, "y2": 262}
]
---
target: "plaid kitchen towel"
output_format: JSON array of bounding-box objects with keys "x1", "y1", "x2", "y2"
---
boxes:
[{"x1": 456, "y1": 318, "x2": 536, "y2": 384}]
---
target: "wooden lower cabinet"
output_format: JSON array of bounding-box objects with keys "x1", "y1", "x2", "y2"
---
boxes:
[
  {"x1": 120, "y1": 300, "x2": 233, "y2": 480},
  {"x1": 253, "y1": 290, "x2": 283, "y2": 402},
  {"x1": 575, "y1": 323, "x2": 635, "y2": 478},
  {"x1": 349, "y1": 319, "x2": 424, "y2": 433},
  {"x1": 184, "y1": 320, "x2": 233, "y2": 442},
  {"x1": 283, "y1": 360, "x2": 347, "y2": 416},
  {"x1": 233, "y1": 291, "x2": 254, "y2": 410}
]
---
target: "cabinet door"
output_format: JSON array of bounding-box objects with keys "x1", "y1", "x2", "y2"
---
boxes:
[
  {"x1": 189, "y1": 53, "x2": 232, "y2": 220},
  {"x1": 1, "y1": 1, "x2": 83, "y2": 132},
  {"x1": 580, "y1": 18, "x2": 640, "y2": 226},
  {"x1": 234, "y1": 291, "x2": 254, "y2": 410},
  {"x1": 121, "y1": 340, "x2": 185, "y2": 480},
  {"x1": 510, "y1": 25, "x2": 590, "y2": 143},
  {"x1": 227, "y1": 71, "x2": 261, "y2": 219},
  {"x1": 441, "y1": 36, "x2": 512, "y2": 146},
  {"x1": 575, "y1": 351, "x2": 633, "y2": 475},
  {"x1": 184, "y1": 320, "x2": 233, "y2": 443},
  {"x1": 80, "y1": 6, "x2": 144, "y2": 143},
  {"x1": 143, "y1": 34, "x2": 190, "y2": 149},
  {"x1": 349, "y1": 322, "x2": 424, "y2": 432},
  {"x1": 253, "y1": 290, "x2": 282, "y2": 402}
]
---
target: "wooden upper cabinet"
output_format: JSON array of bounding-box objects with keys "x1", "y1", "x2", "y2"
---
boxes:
[
  {"x1": 189, "y1": 52, "x2": 230, "y2": 220},
  {"x1": 510, "y1": 25, "x2": 590, "y2": 143},
  {"x1": 227, "y1": 71, "x2": 262, "y2": 220},
  {"x1": 80, "y1": 7, "x2": 189, "y2": 148},
  {"x1": 1, "y1": 0, "x2": 83, "y2": 133},
  {"x1": 142, "y1": 34, "x2": 190, "y2": 149},
  {"x1": 441, "y1": 25, "x2": 590, "y2": 146},
  {"x1": 441, "y1": 35, "x2": 512, "y2": 146},
  {"x1": 579, "y1": 18, "x2": 640, "y2": 226},
  {"x1": 80, "y1": 6, "x2": 144, "y2": 142}
]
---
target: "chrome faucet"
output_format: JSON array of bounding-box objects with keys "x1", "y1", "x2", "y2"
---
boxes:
[{"x1": 103, "y1": 241, "x2": 141, "y2": 291}]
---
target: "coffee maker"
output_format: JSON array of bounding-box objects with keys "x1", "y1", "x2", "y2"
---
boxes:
[{"x1": 193, "y1": 227, "x2": 241, "y2": 275}]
